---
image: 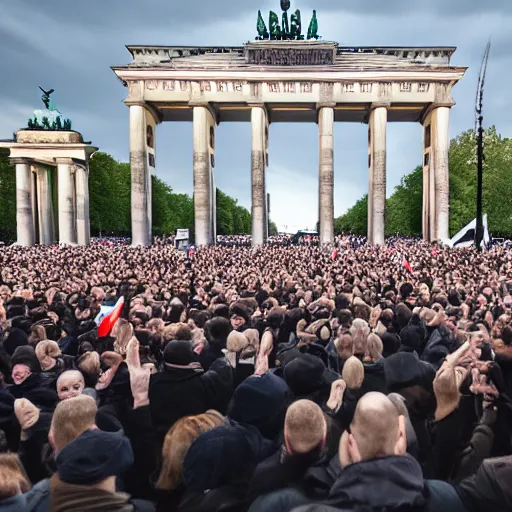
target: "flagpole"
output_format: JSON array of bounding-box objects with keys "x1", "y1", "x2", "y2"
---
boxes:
[{"x1": 475, "y1": 41, "x2": 491, "y2": 251}]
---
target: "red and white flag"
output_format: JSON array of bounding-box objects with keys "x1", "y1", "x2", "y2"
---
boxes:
[
  {"x1": 332, "y1": 248, "x2": 338, "y2": 260},
  {"x1": 402, "y1": 257, "x2": 413, "y2": 273},
  {"x1": 98, "y1": 296, "x2": 125, "y2": 338}
]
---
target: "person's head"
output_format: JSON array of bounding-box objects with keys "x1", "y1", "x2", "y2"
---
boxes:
[
  {"x1": 49, "y1": 395, "x2": 97, "y2": 455},
  {"x1": 341, "y1": 356, "x2": 364, "y2": 390},
  {"x1": 155, "y1": 410, "x2": 225, "y2": 491},
  {"x1": 284, "y1": 400, "x2": 327, "y2": 455},
  {"x1": 366, "y1": 333, "x2": 383, "y2": 361},
  {"x1": 10, "y1": 346, "x2": 40, "y2": 385},
  {"x1": 0, "y1": 453, "x2": 30, "y2": 499},
  {"x1": 334, "y1": 333, "x2": 354, "y2": 360},
  {"x1": 349, "y1": 319, "x2": 370, "y2": 356},
  {"x1": 339, "y1": 392, "x2": 406, "y2": 468},
  {"x1": 57, "y1": 370, "x2": 85, "y2": 401}
]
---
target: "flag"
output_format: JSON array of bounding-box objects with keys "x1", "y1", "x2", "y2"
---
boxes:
[
  {"x1": 445, "y1": 215, "x2": 490, "y2": 249},
  {"x1": 431, "y1": 248, "x2": 439, "y2": 257},
  {"x1": 332, "y1": 248, "x2": 338, "y2": 260},
  {"x1": 402, "y1": 257, "x2": 413, "y2": 273},
  {"x1": 97, "y1": 296, "x2": 124, "y2": 338}
]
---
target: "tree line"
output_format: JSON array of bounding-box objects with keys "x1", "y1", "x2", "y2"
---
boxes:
[
  {"x1": 335, "y1": 127, "x2": 512, "y2": 237},
  {"x1": 0, "y1": 152, "x2": 256, "y2": 241}
]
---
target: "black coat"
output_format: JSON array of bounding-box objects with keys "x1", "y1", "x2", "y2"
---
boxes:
[{"x1": 149, "y1": 358, "x2": 233, "y2": 439}]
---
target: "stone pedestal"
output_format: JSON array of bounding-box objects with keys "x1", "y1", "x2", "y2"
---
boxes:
[
  {"x1": 318, "y1": 107, "x2": 334, "y2": 244},
  {"x1": 13, "y1": 159, "x2": 35, "y2": 246},
  {"x1": 129, "y1": 105, "x2": 152, "y2": 246},
  {"x1": 251, "y1": 106, "x2": 268, "y2": 246},
  {"x1": 193, "y1": 106, "x2": 216, "y2": 246},
  {"x1": 368, "y1": 106, "x2": 387, "y2": 246},
  {"x1": 57, "y1": 159, "x2": 76, "y2": 245}
]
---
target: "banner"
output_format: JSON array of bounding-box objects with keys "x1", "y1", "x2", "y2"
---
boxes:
[
  {"x1": 176, "y1": 229, "x2": 190, "y2": 241},
  {"x1": 444, "y1": 215, "x2": 490, "y2": 249}
]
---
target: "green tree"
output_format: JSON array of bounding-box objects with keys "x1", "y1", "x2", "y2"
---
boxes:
[
  {"x1": 335, "y1": 195, "x2": 368, "y2": 235},
  {"x1": 269, "y1": 220, "x2": 278, "y2": 236},
  {"x1": 0, "y1": 152, "x2": 16, "y2": 242}
]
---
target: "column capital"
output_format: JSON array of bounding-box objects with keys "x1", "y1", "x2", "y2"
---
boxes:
[
  {"x1": 124, "y1": 100, "x2": 162, "y2": 124},
  {"x1": 316, "y1": 102, "x2": 336, "y2": 110},
  {"x1": 55, "y1": 157, "x2": 74, "y2": 165},
  {"x1": 370, "y1": 101, "x2": 391, "y2": 111},
  {"x1": 190, "y1": 102, "x2": 218, "y2": 125},
  {"x1": 10, "y1": 157, "x2": 32, "y2": 165},
  {"x1": 420, "y1": 102, "x2": 454, "y2": 125}
]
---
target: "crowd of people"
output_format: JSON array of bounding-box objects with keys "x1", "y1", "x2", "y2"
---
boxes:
[{"x1": 0, "y1": 235, "x2": 510, "y2": 511}]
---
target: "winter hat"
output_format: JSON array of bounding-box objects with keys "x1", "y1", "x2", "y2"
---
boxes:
[
  {"x1": 213, "y1": 304, "x2": 230, "y2": 319},
  {"x1": 380, "y1": 332, "x2": 401, "y2": 358},
  {"x1": 283, "y1": 354, "x2": 337, "y2": 396},
  {"x1": 229, "y1": 302, "x2": 250, "y2": 323},
  {"x1": 205, "y1": 317, "x2": 231, "y2": 344},
  {"x1": 384, "y1": 352, "x2": 435, "y2": 392},
  {"x1": 11, "y1": 346, "x2": 41, "y2": 373},
  {"x1": 227, "y1": 373, "x2": 291, "y2": 440},
  {"x1": 34, "y1": 340, "x2": 61, "y2": 371},
  {"x1": 3, "y1": 328, "x2": 29, "y2": 356},
  {"x1": 163, "y1": 340, "x2": 197, "y2": 367},
  {"x1": 56, "y1": 429, "x2": 134, "y2": 485}
]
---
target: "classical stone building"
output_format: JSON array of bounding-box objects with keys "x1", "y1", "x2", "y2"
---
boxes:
[
  {"x1": 113, "y1": 41, "x2": 466, "y2": 246},
  {"x1": 0, "y1": 131, "x2": 97, "y2": 246}
]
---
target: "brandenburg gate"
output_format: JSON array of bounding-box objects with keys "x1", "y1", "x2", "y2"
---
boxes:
[{"x1": 113, "y1": 36, "x2": 465, "y2": 246}]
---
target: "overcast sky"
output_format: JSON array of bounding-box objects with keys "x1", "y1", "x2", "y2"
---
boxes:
[{"x1": 1, "y1": 0, "x2": 510, "y2": 232}]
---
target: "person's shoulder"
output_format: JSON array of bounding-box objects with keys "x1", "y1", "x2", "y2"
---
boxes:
[
  {"x1": 131, "y1": 498, "x2": 156, "y2": 512},
  {"x1": 424, "y1": 479, "x2": 468, "y2": 512},
  {"x1": 24, "y1": 478, "x2": 51, "y2": 512}
]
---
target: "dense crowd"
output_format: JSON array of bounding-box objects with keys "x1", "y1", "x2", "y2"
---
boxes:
[{"x1": 0, "y1": 236, "x2": 510, "y2": 511}]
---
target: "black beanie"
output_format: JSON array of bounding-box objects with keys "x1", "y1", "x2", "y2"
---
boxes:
[
  {"x1": 56, "y1": 429, "x2": 133, "y2": 485},
  {"x1": 11, "y1": 346, "x2": 41, "y2": 373},
  {"x1": 205, "y1": 317, "x2": 231, "y2": 344},
  {"x1": 3, "y1": 328, "x2": 29, "y2": 357},
  {"x1": 164, "y1": 341, "x2": 197, "y2": 366}
]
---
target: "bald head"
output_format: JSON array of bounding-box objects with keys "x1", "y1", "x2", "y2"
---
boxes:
[
  {"x1": 284, "y1": 399, "x2": 326, "y2": 455},
  {"x1": 350, "y1": 392, "x2": 405, "y2": 461}
]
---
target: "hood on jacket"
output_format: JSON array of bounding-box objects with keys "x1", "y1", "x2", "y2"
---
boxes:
[{"x1": 328, "y1": 455, "x2": 426, "y2": 510}]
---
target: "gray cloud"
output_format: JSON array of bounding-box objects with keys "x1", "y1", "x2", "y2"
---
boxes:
[{"x1": 1, "y1": 0, "x2": 510, "y2": 231}]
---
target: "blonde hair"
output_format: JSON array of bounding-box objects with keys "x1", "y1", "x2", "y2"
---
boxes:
[
  {"x1": 366, "y1": 333, "x2": 383, "y2": 361},
  {"x1": 50, "y1": 395, "x2": 97, "y2": 454},
  {"x1": 342, "y1": 356, "x2": 364, "y2": 390},
  {"x1": 0, "y1": 453, "x2": 30, "y2": 499},
  {"x1": 155, "y1": 410, "x2": 225, "y2": 490},
  {"x1": 284, "y1": 400, "x2": 326, "y2": 454},
  {"x1": 334, "y1": 333, "x2": 354, "y2": 361},
  {"x1": 349, "y1": 319, "x2": 370, "y2": 356}
]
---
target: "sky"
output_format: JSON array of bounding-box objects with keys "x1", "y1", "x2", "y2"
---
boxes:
[{"x1": 1, "y1": 0, "x2": 511, "y2": 233}]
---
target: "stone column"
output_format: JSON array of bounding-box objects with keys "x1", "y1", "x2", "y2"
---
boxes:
[
  {"x1": 129, "y1": 104, "x2": 151, "y2": 246},
  {"x1": 36, "y1": 166, "x2": 56, "y2": 245},
  {"x1": 368, "y1": 106, "x2": 388, "y2": 245},
  {"x1": 75, "y1": 163, "x2": 90, "y2": 245},
  {"x1": 57, "y1": 159, "x2": 76, "y2": 245},
  {"x1": 422, "y1": 106, "x2": 451, "y2": 241},
  {"x1": 251, "y1": 106, "x2": 268, "y2": 246},
  {"x1": 193, "y1": 105, "x2": 215, "y2": 246},
  {"x1": 318, "y1": 107, "x2": 334, "y2": 244},
  {"x1": 433, "y1": 107, "x2": 450, "y2": 241},
  {"x1": 12, "y1": 158, "x2": 35, "y2": 246}
]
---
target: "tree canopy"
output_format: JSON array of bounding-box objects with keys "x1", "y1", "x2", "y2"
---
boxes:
[
  {"x1": 335, "y1": 127, "x2": 512, "y2": 237},
  {"x1": 0, "y1": 151, "x2": 253, "y2": 241}
]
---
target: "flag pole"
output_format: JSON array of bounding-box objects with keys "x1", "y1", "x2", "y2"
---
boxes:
[{"x1": 475, "y1": 40, "x2": 491, "y2": 251}]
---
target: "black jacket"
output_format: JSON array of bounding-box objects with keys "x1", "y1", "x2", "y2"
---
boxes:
[{"x1": 149, "y1": 357, "x2": 233, "y2": 439}]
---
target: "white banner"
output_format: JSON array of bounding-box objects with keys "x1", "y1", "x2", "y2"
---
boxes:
[{"x1": 176, "y1": 229, "x2": 190, "y2": 241}]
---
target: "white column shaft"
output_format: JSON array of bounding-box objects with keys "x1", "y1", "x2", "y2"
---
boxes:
[
  {"x1": 251, "y1": 107, "x2": 267, "y2": 246},
  {"x1": 433, "y1": 107, "x2": 450, "y2": 241},
  {"x1": 14, "y1": 160, "x2": 35, "y2": 246},
  {"x1": 369, "y1": 107, "x2": 387, "y2": 245},
  {"x1": 129, "y1": 105, "x2": 151, "y2": 246},
  {"x1": 75, "y1": 164, "x2": 90, "y2": 245},
  {"x1": 57, "y1": 161, "x2": 76, "y2": 245},
  {"x1": 193, "y1": 106, "x2": 212, "y2": 246},
  {"x1": 36, "y1": 167, "x2": 55, "y2": 245},
  {"x1": 318, "y1": 107, "x2": 334, "y2": 244}
]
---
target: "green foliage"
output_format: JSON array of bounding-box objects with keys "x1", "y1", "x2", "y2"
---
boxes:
[
  {"x1": 269, "y1": 220, "x2": 279, "y2": 236},
  {"x1": 335, "y1": 195, "x2": 368, "y2": 235},
  {"x1": 0, "y1": 152, "x2": 251, "y2": 241},
  {"x1": 0, "y1": 155, "x2": 16, "y2": 242},
  {"x1": 335, "y1": 127, "x2": 512, "y2": 237}
]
